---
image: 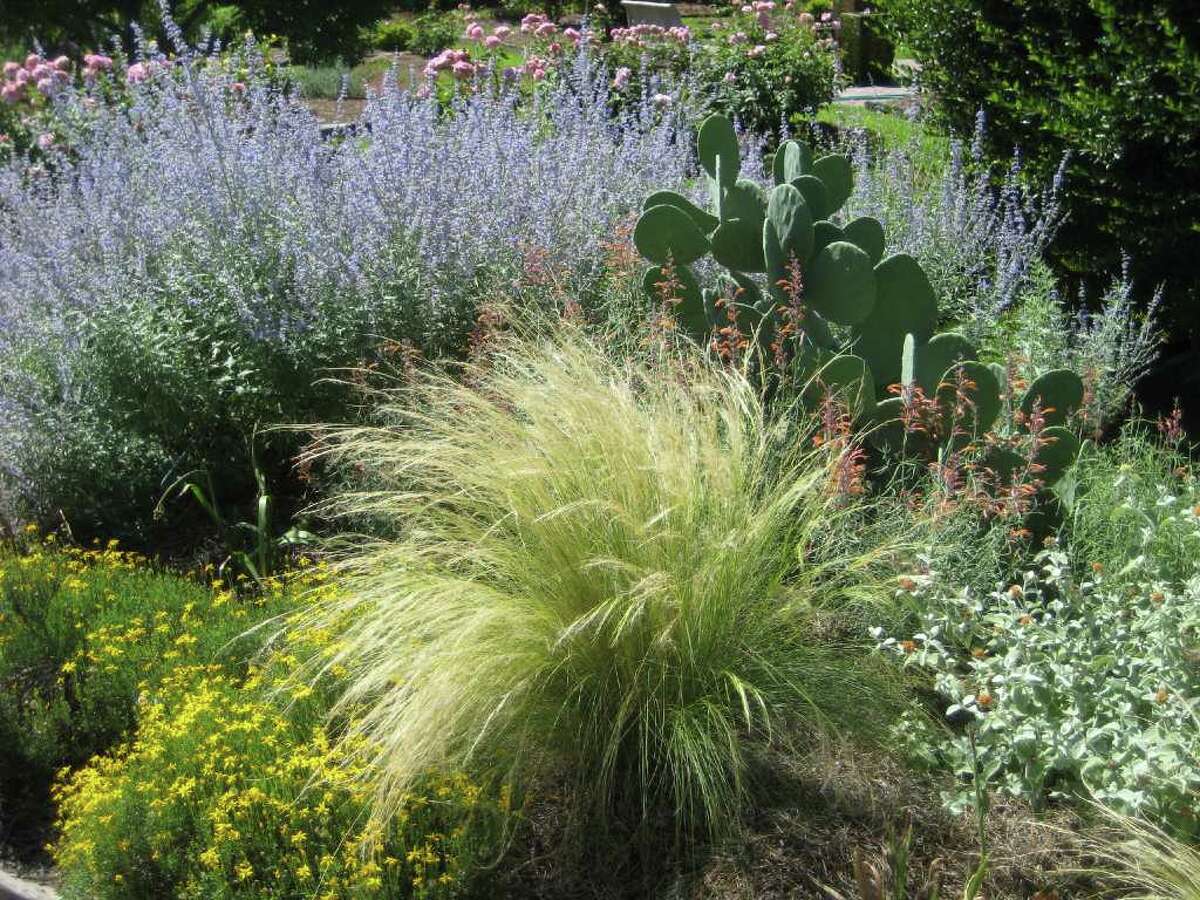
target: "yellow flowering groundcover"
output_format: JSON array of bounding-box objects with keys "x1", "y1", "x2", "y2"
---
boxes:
[
  {"x1": 53, "y1": 654, "x2": 507, "y2": 899},
  {"x1": 0, "y1": 533, "x2": 508, "y2": 898}
]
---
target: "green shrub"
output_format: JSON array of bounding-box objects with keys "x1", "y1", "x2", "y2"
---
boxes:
[
  {"x1": 53, "y1": 632, "x2": 508, "y2": 898},
  {"x1": 374, "y1": 19, "x2": 417, "y2": 52},
  {"x1": 692, "y1": 15, "x2": 840, "y2": 136},
  {"x1": 409, "y1": 11, "x2": 463, "y2": 57},
  {"x1": 877, "y1": 0, "x2": 1200, "y2": 346},
  {"x1": 294, "y1": 329, "x2": 904, "y2": 840},
  {"x1": 879, "y1": 428, "x2": 1200, "y2": 832}
]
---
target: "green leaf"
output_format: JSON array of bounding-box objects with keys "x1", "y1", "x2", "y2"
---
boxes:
[
  {"x1": 806, "y1": 240, "x2": 877, "y2": 325},
  {"x1": 641, "y1": 190, "x2": 719, "y2": 231},
  {"x1": 698, "y1": 114, "x2": 740, "y2": 188},
  {"x1": 634, "y1": 204, "x2": 712, "y2": 265},
  {"x1": 852, "y1": 253, "x2": 939, "y2": 389},
  {"x1": 711, "y1": 219, "x2": 766, "y2": 272},
  {"x1": 812, "y1": 153, "x2": 853, "y2": 212},
  {"x1": 842, "y1": 216, "x2": 886, "y2": 264},
  {"x1": 792, "y1": 174, "x2": 830, "y2": 221}
]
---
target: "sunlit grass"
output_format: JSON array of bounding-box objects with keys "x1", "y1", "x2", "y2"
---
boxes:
[
  {"x1": 1079, "y1": 805, "x2": 1200, "y2": 899},
  {"x1": 294, "y1": 327, "x2": 904, "y2": 840}
]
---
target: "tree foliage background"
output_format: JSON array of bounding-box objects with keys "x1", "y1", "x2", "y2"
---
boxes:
[
  {"x1": 880, "y1": 0, "x2": 1200, "y2": 358},
  {"x1": 0, "y1": 0, "x2": 392, "y2": 63}
]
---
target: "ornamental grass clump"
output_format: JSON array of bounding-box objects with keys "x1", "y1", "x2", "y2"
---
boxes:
[{"x1": 298, "y1": 330, "x2": 901, "y2": 839}]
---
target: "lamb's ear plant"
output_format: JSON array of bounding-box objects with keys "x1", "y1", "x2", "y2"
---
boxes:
[{"x1": 292, "y1": 326, "x2": 904, "y2": 842}]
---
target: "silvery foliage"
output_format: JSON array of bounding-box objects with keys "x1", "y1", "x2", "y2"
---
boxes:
[
  {"x1": 0, "y1": 31, "x2": 692, "y2": 528},
  {"x1": 877, "y1": 481, "x2": 1200, "y2": 829}
]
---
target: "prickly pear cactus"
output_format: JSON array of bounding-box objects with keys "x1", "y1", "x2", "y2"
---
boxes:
[
  {"x1": 631, "y1": 113, "x2": 1086, "y2": 501},
  {"x1": 633, "y1": 112, "x2": 890, "y2": 389}
]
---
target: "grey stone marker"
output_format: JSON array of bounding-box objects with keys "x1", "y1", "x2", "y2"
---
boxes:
[{"x1": 621, "y1": 0, "x2": 683, "y2": 27}]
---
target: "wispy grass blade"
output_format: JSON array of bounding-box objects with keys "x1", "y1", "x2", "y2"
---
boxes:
[{"x1": 294, "y1": 327, "x2": 903, "y2": 840}]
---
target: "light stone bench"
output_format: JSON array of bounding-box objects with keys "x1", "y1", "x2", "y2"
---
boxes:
[
  {"x1": 0, "y1": 868, "x2": 59, "y2": 900},
  {"x1": 621, "y1": 1, "x2": 683, "y2": 28}
]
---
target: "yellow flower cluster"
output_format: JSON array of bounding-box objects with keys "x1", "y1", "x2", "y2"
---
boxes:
[
  {"x1": 41, "y1": 551, "x2": 504, "y2": 899},
  {"x1": 54, "y1": 654, "x2": 498, "y2": 898}
]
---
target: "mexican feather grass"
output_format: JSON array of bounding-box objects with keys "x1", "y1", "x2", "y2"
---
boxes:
[{"x1": 296, "y1": 329, "x2": 901, "y2": 839}]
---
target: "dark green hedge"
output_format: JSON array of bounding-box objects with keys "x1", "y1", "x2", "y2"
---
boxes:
[{"x1": 881, "y1": 0, "x2": 1200, "y2": 345}]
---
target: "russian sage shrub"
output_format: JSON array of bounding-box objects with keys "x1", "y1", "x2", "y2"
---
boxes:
[
  {"x1": 0, "y1": 43, "x2": 690, "y2": 539},
  {"x1": 834, "y1": 112, "x2": 1158, "y2": 426},
  {"x1": 840, "y1": 112, "x2": 1063, "y2": 330}
]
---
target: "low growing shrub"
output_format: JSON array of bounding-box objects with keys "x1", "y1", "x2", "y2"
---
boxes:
[
  {"x1": 53, "y1": 635, "x2": 508, "y2": 898},
  {"x1": 879, "y1": 429, "x2": 1200, "y2": 832},
  {"x1": 294, "y1": 329, "x2": 904, "y2": 841},
  {"x1": 0, "y1": 531, "x2": 308, "y2": 856},
  {"x1": 0, "y1": 536, "x2": 266, "y2": 773}
]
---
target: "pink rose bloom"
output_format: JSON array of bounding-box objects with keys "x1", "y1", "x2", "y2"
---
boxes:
[
  {"x1": 31, "y1": 64, "x2": 52, "y2": 80},
  {"x1": 126, "y1": 62, "x2": 149, "y2": 83},
  {"x1": 549, "y1": 40, "x2": 563, "y2": 53},
  {"x1": 452, "y1": 60, "x2": 475, "y2": 78},
  {"x1": 24, "y1": 54, "x2": 41, "y2": 70},
  {"x1": 494, "y1": 25, "x2": 512, "y2": 38},
  {"x1": 15, "y1": 68, "x2": 29, "y2": 84},
  {"x1": 53, "y1": 55, "x2": 70, "y2": 71},
  {"x1": 84, "y1": 54, "x2": 113, "y2": 70},
  {"x1": 1, "y1": 84, "x2": 19, "y2": 104},
  {"x1": 820, "y1": 10, "x2": 832, "y2": 20},
  {"x1": 530, "y1": 67, "x2": 546, "y2": 80},
  {"x1": 484, "y1": 34, "x2": 502, "y2": 48},
  {"x1": 424, "y1": 51, "x2": 453, "y2": 75},
  {"x1": 465, "y1": 23, "x2": 485, "y2": 40},
  {"x1": 535, "y1": 22, "x2": 557, "y2": 36},
  {"x1": 36, "y1": 77, "x2": 54, "y2": 95},
  {"x1": 652, "y1": 92, "x2": 671, "y2": 106},
  {"x1": 3, "y1": 62, "x2": 19, "y2": 78},
  {"x1": 612, "y1": 66, "x2": 631, "y2": 89},
  {"x1": 231, "y1": 81, "x2": 246, "y2": 93},
  {"x1": 564, "y1": 27, "x2": 581, "y2": 42},
  {"x1": 723, "y1": 71, "x2": 736, "y2": 83},
  {"x1": 36, "y1": 132, "x2": 54, "y2": 150}
]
